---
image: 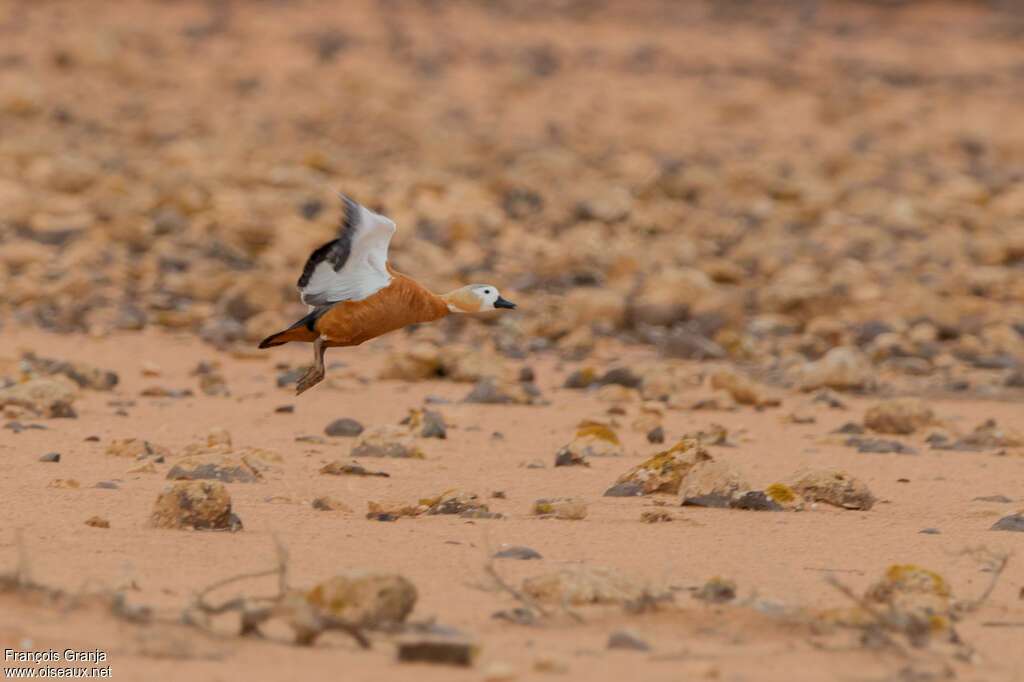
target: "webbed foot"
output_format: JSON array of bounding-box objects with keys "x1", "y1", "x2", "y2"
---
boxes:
[{"x1": 295, "y1": 365, "x2": 325, "y2": 395}]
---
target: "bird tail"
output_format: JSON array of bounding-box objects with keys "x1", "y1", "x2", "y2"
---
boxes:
[{"x1": 257, "y1": 311, "x2": 322, "y2": 348}]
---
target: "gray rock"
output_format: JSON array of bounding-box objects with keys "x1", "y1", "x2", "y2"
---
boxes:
[
  {"x1": 397, "y1": 637, "x2": 476, "y2": 666},
  {"x1": 492, "y1": 608, "x2": 534, "y2": 625},
  {"x1": 563, "y1": 369, "x2": 594, "y2": 389},
  {"x1": 324, "y1": 418, "x2": 364, "y2": 437},
  {"x1": 974, "y1": 495, "x2": 1012, "y2": 503},
  {"x1": 845, "y1": 436, "x2": 916, "y2": 454},
  {"x1": 493, "y1": 546, "x2": 542, "y2": 560},
  {"x1": 607, "y1": 630, "x2": 649, "y2": 651},
  {"x1": 603, "y1": 481, "x2": 645, "y2": 497},
  {"x1": 597, "y1": 368, "x2": 642, "y2": 388},
  {"x1": 919, "y1": 528, "x2": 941, "y2": 534},
  {"x1": 646, "y1": 425, "x2": 665, "y2": 444},
  {"x1": 990, "y1": 514, "x2": 1024, "y2": 532},
  {"x1": 95, "y1": 481, "x2": 119, "y2": 489},
  {"x1": 729, "y1": 490, "x2": 782, "y2": 511},
  {"x1": 39, "y1": 452, "x2": 60, "y2": 462}
]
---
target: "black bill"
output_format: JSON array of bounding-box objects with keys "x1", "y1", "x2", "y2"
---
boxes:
[{"x1": 494, "y1": 296, "x2": 517, "y2": 309}]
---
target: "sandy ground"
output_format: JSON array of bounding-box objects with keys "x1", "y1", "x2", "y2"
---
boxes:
[
  {"x1": 2, "y1": 326, "x2": 1023, "y2": 682},
  {"x1": 3, "y1": 0, "x2": 1024, "y2": 679}
]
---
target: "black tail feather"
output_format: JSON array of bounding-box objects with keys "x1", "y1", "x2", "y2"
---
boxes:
[{"x1": 257, "y1": 307, "x2": 330, "y2": 349}]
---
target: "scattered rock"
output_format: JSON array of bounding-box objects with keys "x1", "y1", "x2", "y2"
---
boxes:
[
  {"x1": 106, "y1": 438, "x2": 171, "y2": 460},
  {"x1": 646, "y1": 425, "x2": 665, "y2": 444},
  {"x1": 167, "y1": 450, "x2": 278, "y2": 483},
  {"x1": 603, "y1": 481, "x2": 646, "y2": 497},
  {"x1": 693, "y1": 577, "x2": 736, "y2": 603},
  {"x1": 832, "y1": 422, "x2": 864, "y2": 435},
  {"x1": 47, "y1": 478, "x2": 80, "y2": 489},
  {"x1": 729, "y1": 490, "x2": 783, "y2": 511},
  {"x1": 974, "y1": 495, "x2": 1012, "y2": 503},
  {"x1": 397, "y1": 636, "x2": 476, "y2": 666},
  {"x1": 956, "y1": 419, "x2": 1023, "y2": 449},
  {"x1": 597, "y1": 368, "x2": 642, "y2": 388},
  {"x1": 275, "y1": 404, "x2": 295, "y2": 413},
  {"x1": 312, "y1": 496, "x2": 352, "y2": 512},
  {"x1": 324, "y1": 417, "x2": 364, "y2": 437},
  {"x1": 845, "y1": 437, "x2": 917, "y2": 455},
  {"x1": 84, "y1": 516, "x2": 109, "y2": 528},
  {"x1": 0, "y1": 379, "x2": 76, "y2": 418},
  {"x1": 39, "y1": 452, "x2": 60, "y2": 463},
  {"x1": 95, "y1": 481, "x2": 119, "y2": 489},
  {"x1": 554, "y1": 425, "x2": 624, "y2": 466},
  {"x1": 640, "y1": 509, "x2": 673, "y2": 523},
  {"x1": 21, "y1": 355, "x2": 118, "y2": 391},
  {"x1": 366, "y1": 500, "x2": 420, "y2": 519},
  {"x1": 492, "y1": 608, "x2": 535, "y2": 626},
  {"x1": 801, "y1": 347, "x2": 875, "y2": 392},
  {"x1": 140, "y1": 386, "x2": 193, "y2": 398},
  {"x1": 595, "y1": 384, "x2": 634, "y2": 404},
  {"x1": 400, "y1": 408, "x2": 447, "y2": 439},
  {"x1": 680, "y1": 459, "x2": 748, "y2": 508},
  {"x1": 319, "y1": 461, "x2": 390, "y2": 477},
  {"x1": 864, "y1": 398, "x2": 934, "y2": 434},
  {"x1": 563, "y1": 368, "x2": 596, "y2": 389},
  {"x1": 182, "y1": 428, "x2": 233, "y2": 455},
  {"x1": 785, "y1": 466, "x2": 875, "y2": 510},
  {"x1": 464, "y1": 377, "x2": 544, "y2": 405},
  {"x1": 709, "y1": 369, "x2": 777, "y2": 407},
  {"x1": 613, "y1": 440, "x2": 711, "y2": 495},
  {"x1": 607, "y1": 629, "x2": 649, "y2": 651},
  {"x1": 422, "y1": 489, "x2": 488, "y2": 515},
  {"x1": 523, "y1": 565, "x2": 645, "y2": 605},
  {"x1": 919, "y1": 528, "x2": 941, "y2": 535},
  {"x1": 460, "y1": 509, "x2": 505, "y2": 519},
  {"x1": 494, "y1": 546, "x2": 543, "y2": 560},
  {"x1": 150, "y1": 481, "x2": 242, "y2": 531},
  {"x1": 533, "y1": 497, "x2": 587, "y2": 520},
  {"x1": 685, "y1": 423, "x2": 729, "y2": 446},
  {"x1": 351, "y1": 425, "x2": 425, "y2": 459},
  {"x1": 990, "y1": 514, "x2": 1024, "y2": 532},
  {"x1": 306, "y1": 572, "x2": 417, "y2": 626}
]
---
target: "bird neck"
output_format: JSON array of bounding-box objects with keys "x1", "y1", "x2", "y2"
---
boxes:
[{"x1": 440, "y1": 289, "x2": 480, "y2": 314}]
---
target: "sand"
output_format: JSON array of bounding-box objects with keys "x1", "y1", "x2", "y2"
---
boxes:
[{"x1": 2, "y1": 326, "x2": 1023, "y2": 681}]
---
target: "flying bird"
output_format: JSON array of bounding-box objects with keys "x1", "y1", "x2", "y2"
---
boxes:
[{"x1": 259, "y1": 194, "x2": 517, "y2": 394}]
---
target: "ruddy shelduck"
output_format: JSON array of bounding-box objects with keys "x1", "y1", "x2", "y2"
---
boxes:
[{"x1": 259, "y1": 194, "x2": 517, "y2": 394}]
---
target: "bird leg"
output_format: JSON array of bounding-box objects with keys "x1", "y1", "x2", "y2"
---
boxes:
[{"x1": 295, "y1": 337, "x2": 326, "y2": 395}]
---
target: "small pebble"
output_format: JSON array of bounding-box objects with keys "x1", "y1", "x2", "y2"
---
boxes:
[
  {"x1": 39, "y1": 452, "x2": 60, "y2": 463},
  {"x1": 493, "y1": 546, "x2": 542, "y2": 560},
  {"x1": 607, "y1": 630, "x2": 649, "y2": 651}
]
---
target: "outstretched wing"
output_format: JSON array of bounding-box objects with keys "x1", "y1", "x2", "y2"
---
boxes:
[{"x1": 297, "y1": 194, "x2": 396, "y2": 306}]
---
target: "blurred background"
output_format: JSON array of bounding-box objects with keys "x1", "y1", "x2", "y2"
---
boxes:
[{"x1": 2, "y1": 0, "x2": 1023, "y2": 377}]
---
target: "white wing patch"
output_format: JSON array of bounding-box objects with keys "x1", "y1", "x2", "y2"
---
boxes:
[{"x1": 298, "y1": 195, "x2": 396, "y2": 306}]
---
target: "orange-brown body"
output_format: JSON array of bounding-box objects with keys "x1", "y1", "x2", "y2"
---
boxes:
[
  {"x1": 260, "y1": 267, "x2": 454, "y2": 348},
  {"x1": 317, "y1": 270, "x2": 450, "y2": 346}
]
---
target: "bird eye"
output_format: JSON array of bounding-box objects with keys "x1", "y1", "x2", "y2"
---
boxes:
[{"x1": 484, "y1": 289, "x2": 491, "y2": 294}]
